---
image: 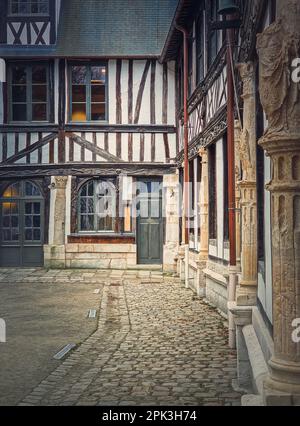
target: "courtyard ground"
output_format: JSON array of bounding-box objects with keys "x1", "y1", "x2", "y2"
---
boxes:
[{"x1": 0, "y1": 268, "x2": 242, "y2": 406}]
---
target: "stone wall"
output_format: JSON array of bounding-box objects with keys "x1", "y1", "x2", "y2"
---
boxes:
[{"x1": 44, "y1": 244, "x2": 137, "y2": 269}]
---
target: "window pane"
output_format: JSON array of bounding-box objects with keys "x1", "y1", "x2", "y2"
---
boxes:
[
  {"x1": 33, "y1": 202, "x2": 40, "y2": 214},
  {"x1": 3, "y1": 230, "x2": 11, "y2": 241},
  {"x1": 31, "y1": 1, "x2": 38, "y2": 13},
  {"x1": 3, "y1": 216, "x2": 10, "y2": 227},
  {"x1": 12, "y1": 104, "x2": 27, "y2": 121},
  {"x1": 2, "y1": 184, "x2": 20, "y2": 198},
  {"x1": 25, "y1": 229, "x2": 32, "y2": 241},
  {"x1": 12, "y1": 66, "x2": 26, "y2": 83},
  {"x1": 88, "y1": 181, "x2": 94, "y2": 196},
  {"x1": 11, "y1": 202, "x2": 18, "y2": 214},
  {"x1": 32, "y1": 84, "x2": 47, "y2": 102},
  {"x1": 25, "y1": 203, "x2": 32, "y2": 214},
  {"x1": 19, "y1": 0, "x2": 28, "y2": 14},
  {"x1": 11, "y1": 2, "x2": 18, "y2": 13},
  {"x1": 32, "y1": 103, "x2": 47, "y2": 121},
  {"x1": 11, "y1": 229, "x2": 19, "y2": 241},
  {"x1": 39, "y1": 2, "x2": 49, "y2": 14},
  {"x1": 12, "y1": 85, "x2": 26, "y2": 102},
  {"x1": 72, "y1": 66, "x2": 87, "y2": 84},
  {"x1": 11, "y1": 216, "x2": 18, "y2": 227},
  {"x1": 33, "y1": 215, "x2": 40, "y2": 227},
  {"x1": 72, "y1": 85, "x2": 86, "y2": 102},
  {"x1": 91, "y1": 103, "x2": 105, "y2": 121},
  {"x1": 80, "y1": 215, "x2": 94, "y2": 231},
  {"x1": 32, "y1": 66, "x2": 47, "y2": 83},
  {"x1": 91, "y1": 85, "x2": 105, "y2": 103},
  {"x1": 97, "y1": 215, "x2": 113, "y2": 231},
  {"x1": 72, "y1": 103, "x2": 86, "y2": 122},
  {"x1": 25, "y1": 216, "x2": 32, "y2": 227},
  {"x1": 91, "y1": 66, "x2": 106, "y2": 84},
  {"x1": 33, "y1": 229, "x2": 41, "y2": 240},
  {"x1": 25, "y1": 182, "x2": 41, "y2": 196}
]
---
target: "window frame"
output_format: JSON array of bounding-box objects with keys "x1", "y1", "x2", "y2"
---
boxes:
[
  {"x1": 207, "y1": 0, "x2": 219, "y2": 70},
  {"x1": 78, "y1": 178, "x2": 117, "y2": 234},
  {"x1": 8, "y1": 0, "x2": 49, "y2": 16},
  {"x1": 7, "y1": 60, "x2": 53, "y2": 124},
  {"x1": 196, "y1": 5, "x2": 205, "y2": 85},
  {"x1": 68, "y1": 61, "x2": 108, "y2": 123}
]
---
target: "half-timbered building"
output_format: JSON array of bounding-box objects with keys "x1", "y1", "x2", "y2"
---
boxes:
[
  {"x1": 1, "y1": 0, "x2": 300, "y2": 406},
  {"x1": 0, "y1": 0, "x2": 180, "y2": 270},
  {"x1": 160, "y1": 0, "x2": 300, "y2": 406}
]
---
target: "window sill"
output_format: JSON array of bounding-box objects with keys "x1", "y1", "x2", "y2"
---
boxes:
[{"x1": 68, "y1": 233, "x2": 135, "y2": 244}]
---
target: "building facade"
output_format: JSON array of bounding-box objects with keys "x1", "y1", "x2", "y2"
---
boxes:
[
  {"x1": 0, "y1": 0, "x2": 180, "y2": 271},
  {"x1": 0, "y1": 0, "x2": 299, "y2": 406}
]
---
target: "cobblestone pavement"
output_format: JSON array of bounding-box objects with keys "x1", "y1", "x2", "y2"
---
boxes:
[{"x1": 1, "y1": 268, "x2": 243, "y2": 406}]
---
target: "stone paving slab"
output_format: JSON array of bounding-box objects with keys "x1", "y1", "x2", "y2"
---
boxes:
[{"x1": 3, "y1": 268, "x2": 244, "y2": 406}]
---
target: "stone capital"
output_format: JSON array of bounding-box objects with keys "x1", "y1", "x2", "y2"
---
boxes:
[{"x1": 53, "y1": 176, "x2": 68, "y2": 190}]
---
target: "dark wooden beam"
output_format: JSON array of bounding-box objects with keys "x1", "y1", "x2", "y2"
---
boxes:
[
  {"x1": 2, "y1": 133, "x2": 56, "y2": 165},
  {"x1": 68, "y1": 132, "x2": 124, "y2": 163},
  {"x1": 134, "y1": 60, "x2": 151, "y2": 124},
  {"x1": 0, "y1": 124, "x2": 176, "y2": 134},
  {"x1": 0, "y1": 163, "x2": 176, "y2": 178}
]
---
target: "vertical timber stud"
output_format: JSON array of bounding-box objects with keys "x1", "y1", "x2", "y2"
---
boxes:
[
  {"x1": 176, "y1": 25, "x2": 190, "y2": 288},
  {"x1": 58, "y1": 59, "x2": 66, "y2": 163},
  {"x1": 217, "y1": 2, "x2": 240, "y2": 348}
]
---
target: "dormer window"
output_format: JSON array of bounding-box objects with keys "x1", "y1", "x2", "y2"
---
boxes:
[{"x1": 10, "y1": 0, "x2": 49, "y2": 15}]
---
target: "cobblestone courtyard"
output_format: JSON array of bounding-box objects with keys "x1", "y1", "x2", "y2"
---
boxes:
[{"x1": 0, "y1": 268, "x2": 242, "y2": 406}]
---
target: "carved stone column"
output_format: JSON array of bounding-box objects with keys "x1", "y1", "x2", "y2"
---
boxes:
[
  {"x1": 44, "y1": 176, "x2": 68, "y2": 269},
  {"x1": 196, "y1": 147, "x2": 209, "y2": 297},
  {"x1": 236, "y1": 62, "x2": 258, "y2": 306},
  {"x1": 234, "y1": 121, "x2": 242, "y2": 272},
  {"x1": 53, "y1": 176, "x2": 68, "y2": 245},
  {"x1": 257, "y1": 0, "x2": 300, "y2": 404}
]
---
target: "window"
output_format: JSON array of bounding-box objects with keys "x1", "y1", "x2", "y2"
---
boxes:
[
  {"x1": 69, "y1": 63, "x2": 107, "y2": 122},
  {"x1": 0, "y1": 181, "x2": 43, "y2": 243},
  {"x1": 196, "y1": 6, "x2": 205, "y2": 84},
  {"x1": 188, "y1": 32, "x2": 193, "y2": 96},
  {"x1": 79, "y1": 179, "x2": 116, "y2": 233},
  {"x1": 223, "y1": 136, "x2": 229, "y2": 241},
  {"x1": 208, "y1": 143, "x2": 217, "y2": 239},
  {"x1": 8, "y1": 62, "x2": 50, "y2": 122},
  {"x1": 208, "y1": 0, "x2": 219, "y2": 69},
  {"x1": 9, "y1": 0, "x2": 49, "y2": 15}
]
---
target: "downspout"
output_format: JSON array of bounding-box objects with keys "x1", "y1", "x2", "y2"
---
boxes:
[
  {"x1": 175, "y1": 24, "x2": 190, "y2": 288},
  {"x1": 226, "y1": 23, "x2": 237, "y2": 349}
]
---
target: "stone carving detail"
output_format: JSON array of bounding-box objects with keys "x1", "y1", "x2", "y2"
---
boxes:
[
  {"x1": 257, "y1": 0, "x2": 300, "y2": 404},
  {"x1": 237, "y1": 62, "x2": 256, "y2": 182},
  {"x1": 53, "y1": 176, "x2": 68, "y2": 245},
  {"x1": 257, "y1": 0, "x2": 300, "y2": 138}
]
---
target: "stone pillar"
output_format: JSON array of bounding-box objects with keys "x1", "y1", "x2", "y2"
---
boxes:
[
  {"x1": 44, "y1": 176, "x2": 68, "y2": 268},
  {"x1": 234, "y1": 121, "x2": 242, "y2": 272},
  {"x1": 257, "y1": 0, "x2": 300, "y2": 404},
  {"x1": 163, "y1": 173, "x2": 180, "y2": 272},
  {"x1": 235, "y1": 62, "x2": 258, "y2": 306},
  {"x1": 196, "y1": 147, "x2": 209, "y2": 297}
]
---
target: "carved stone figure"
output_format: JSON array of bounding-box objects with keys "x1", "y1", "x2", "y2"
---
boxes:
[{"x1": 257, "y1": 0, "x2": 300, "y2": 137}]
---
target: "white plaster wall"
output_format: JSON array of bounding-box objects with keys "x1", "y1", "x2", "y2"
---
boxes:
[
  {"x1": 65, "y1": 176, "x2": 71, "y2": 243},
  {"x1": 216, "y1": 139, "x2": 224, "y2": 258},
  {"x1": 48, "y1": 176, "x2": 56, "y2": 245}
]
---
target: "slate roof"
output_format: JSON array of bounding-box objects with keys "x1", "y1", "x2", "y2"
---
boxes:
[{"x1": 0, "y1": 0, "x2": 179, "y2": 58}]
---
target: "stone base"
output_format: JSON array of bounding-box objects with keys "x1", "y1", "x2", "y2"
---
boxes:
[
  {"x1": 44, "y1": 244, "x2": 137, "y2": 269},
  {"x1": 44, "y1": 245, "x2": 66, "y2": 268},
  {"x1": 203, "y1": 261, "x2": 229, "y2": 316},
  {"x1": 236, "y1": 284, "x2": 257, "y2": 306},
  {"x1": 263, "y1": 358, "x2": 300, "y2": 405}
]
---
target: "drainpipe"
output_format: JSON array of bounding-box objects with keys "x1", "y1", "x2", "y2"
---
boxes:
[
  {"x1": 176, "y1": 24, "x2": 190, "y2": 288},
  {"x1": 226, "y1": 23, "x2": 237, "y2": 349}
]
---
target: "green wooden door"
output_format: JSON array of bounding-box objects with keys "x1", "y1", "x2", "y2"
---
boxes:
[
  {"x1": 0, "y1": 181, "x2": 44, "y2": 267},
  {"x1": 137, "y1": 179, "x2": 163, "y2": 265}
]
